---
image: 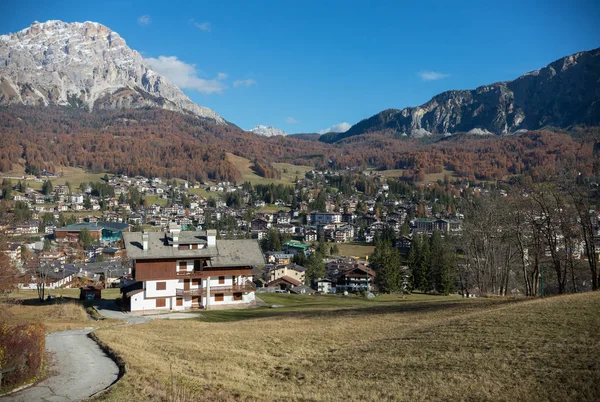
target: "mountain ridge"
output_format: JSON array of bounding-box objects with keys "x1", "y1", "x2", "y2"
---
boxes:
[
  {"x1": 322, "y1": 47, "x2": 600, "y2": 143},
  {"x1": 0, "y1": 20, "x2": 226, "y2": 123}
]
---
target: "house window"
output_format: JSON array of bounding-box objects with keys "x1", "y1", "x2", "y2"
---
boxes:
[
  {"x1": 218, "y1": 276, "x2": 225, "y2": 284},
  {"x1": 192, "y1": 278, "x2": 201, "y2": 286},
  {"x1": 233, "y1": 293, "x2": 243, "y2": 301},
  {"x1": 192, "y1": 244, "x2": 198, "y2": 250},
  {"x1": 156, "y1": 298, "x2": 166, "y2": 308},
  {"x1": 194, "y1": 260, "x2": 202, "y2": 271},
  {"x1": 176, "y1": 298, "x2": 183, "y2": 306},
  {"x1": 178, "y1": 244, "x2": 189, "y2": 250},
  {"x1": 214, "y1": 293, "x2": 224, "y2": 302},
  {"x1": 156, "y1": 282, "x2": 166, "y2": 291},
  {"x1": 179, "y1": 261, "x2": 187, "y2": 271}
]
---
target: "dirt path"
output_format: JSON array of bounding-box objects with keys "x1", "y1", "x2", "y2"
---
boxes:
[{"x1": 2, "y1": 328, "x2": 119, "y2": 402}]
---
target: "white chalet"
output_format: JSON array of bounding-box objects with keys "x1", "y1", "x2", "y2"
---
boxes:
[{"x1": 122, "y1": 227, "x2": 265, "y2": 311}]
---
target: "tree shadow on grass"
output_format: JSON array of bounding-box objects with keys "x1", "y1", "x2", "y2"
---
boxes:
[{"x1": 198, "y1": 298, "x2": 524, "y2": 323}]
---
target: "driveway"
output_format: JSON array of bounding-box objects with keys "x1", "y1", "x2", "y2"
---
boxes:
[
  {"x1": 2, "y1": 329, "x2": 119, "y2": 402},
  {"x1": 3, "y1": 301, "x2": 201, "y2": 402},
  {"x1": 94, "y1": 300, "x2": 202, "y2": 322}
]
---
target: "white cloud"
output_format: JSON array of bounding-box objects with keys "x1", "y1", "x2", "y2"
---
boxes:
[
  {"x1": 189, "y1": 19, "x2": 211, "y2": 32},
  {"x1": 318, "y1": 122, "x2": 351, "y2": 135},
  {"x1": 217, "y1": 72, "x2": 228, "y2": 80},
  {"x1": 285, "y1": 117, "x2": 298, "y2": 124},
  {"x1": 144, "y1": 55, "x2": 225, "y2": 94},
  {"x1": 418, "y1": 71, "x2": 449, "y2": 81},
  {"x1": 138, "y1": 15, "x2": 151, "y2": 26},
  {"x1": 233, "y1": 79, "x2": 256, "y2": 88}
]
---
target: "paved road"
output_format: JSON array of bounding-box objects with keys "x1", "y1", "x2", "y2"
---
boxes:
[
  {"x1": 3, "y1": 302, "x2": 201, "y2": 402},
  {"x1": 2, "y1": 329, "x2": 119, "y2": 402},
  {"x1": 94, "y1": 300, "x2": 201, "y2": 322}
]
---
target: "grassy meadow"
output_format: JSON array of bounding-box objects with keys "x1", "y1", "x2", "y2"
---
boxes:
[
  {"x1": 93, "y1": 292, "x2": 600, "y2": 401},
  {"x1": 335, "y1": 242, "x2": 375, "y2": 259},
  {"x1": 1, "y1": 288, "x2": 121, "y2": 332},
  {"x1": 226, "y1": 153, "x2": 312, "y2": 186}
]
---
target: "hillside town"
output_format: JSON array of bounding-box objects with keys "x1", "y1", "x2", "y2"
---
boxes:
[{"x1": 0, "y1": 167, "x2": 473, "y2": 307}]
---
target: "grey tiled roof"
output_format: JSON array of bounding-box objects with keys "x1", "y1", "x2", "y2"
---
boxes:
[{"x1": 123, "y1": 231, "x2": 265, "y2": 267}]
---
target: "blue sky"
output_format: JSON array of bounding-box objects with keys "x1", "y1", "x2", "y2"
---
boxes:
[{"x1": 2, "y1": 0, "x2": 599, "y2": 133}]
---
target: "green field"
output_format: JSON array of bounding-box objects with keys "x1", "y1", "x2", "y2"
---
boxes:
[
  {"x1": 143, "y1": 194, "x2": 169, "y2": 206},
  {"x1": 93, "y1": 292, "x2": 600, "y2": 401}
]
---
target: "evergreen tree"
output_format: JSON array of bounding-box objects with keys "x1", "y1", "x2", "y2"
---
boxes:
[
  {"x1": 407, "y1": 235, "x2": 421, "y2": 291},
  {"x1": 78, "y1": 228, "x2": 93, "y2": 248},
  {"x1": 418, "y1": 235, "x2": 431, "y2": 292},
  {"x1": 371, "y1": 241, "x2": 403, "y2": 293},
  {"x1": 429, "y1": 231, "x2": 444, "y2": 291},
  {"x1": 41, "y1": 180, "x2": 53, "y2": 195},
  {"x1": 305, "y1": 251, "x2": 326, "y2": 285},
  {"x1": 260, "y1": 228, "x2": 282, "y2": 252}
]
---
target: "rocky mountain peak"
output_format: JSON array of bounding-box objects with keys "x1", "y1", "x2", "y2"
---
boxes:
[
  {"x1": 0, "y1": 20, "x2": 226, "y2": 124},
  {"x1": 329, "y1": 47, "x2": 600, "y2": 142},
  {"x1": 248, "y1": 125, "x2": 287, "y2": 137}
]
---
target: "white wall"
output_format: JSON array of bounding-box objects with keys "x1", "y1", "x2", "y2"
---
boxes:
[{"x1": 145, "y1": 279, "x2": 179, "y2": 298}]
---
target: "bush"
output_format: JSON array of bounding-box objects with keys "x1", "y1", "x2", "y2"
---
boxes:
[{"x1": 0, "y1": 321, "x2": 45, "y2": 391}]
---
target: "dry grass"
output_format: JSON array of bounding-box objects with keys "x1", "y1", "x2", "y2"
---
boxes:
[
  {"x1": 335, "y1": 242, "x2": 375, "y2": 258},
  {"x1": 379, "y1": 168, "x2": 456, "y2": 184},
  {"x1": 1, "y1": 288, "x2": 121, "y2": 332},
  {"x1": 0, "y1": 165, "x2": 106, "y2": 189},
  {"x1": 5, "y1": 288, "x2": 121, "y2": 300},
  {"x1": 93, "y1": 292, "x2": 600, "y2": 401},
  {"x1": 226, "y1": 153, "x2": 311, "y2": 186},
  {"x1": 0, "y1": 301, "x2": 116, "y2": 333}
]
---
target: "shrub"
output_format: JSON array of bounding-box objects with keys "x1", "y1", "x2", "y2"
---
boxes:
[{"x1": 0, "y1": 320, "x2": 45, "y2": 391}]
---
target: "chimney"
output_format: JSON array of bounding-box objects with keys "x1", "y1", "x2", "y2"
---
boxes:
[
  {"x1": 169, "y1": 222, "x2": 180, "y2": 248},
  {"x1": 142, "y1": 231, "x2": 149, "y2": 251},
  {"x1": 207, "y1": 229, "x2": 217, "y2": 247}
]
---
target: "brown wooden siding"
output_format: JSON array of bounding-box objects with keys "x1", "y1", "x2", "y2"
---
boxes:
[
  {"x1": 135, "y1": 259, "x2": 178, "y2": 280},
  {"x1": 134, "y1": 258, "x2": 253, "y2": 280},
  {"x1": 214, "y1": 293, "x2": 224, "y2": 302}
]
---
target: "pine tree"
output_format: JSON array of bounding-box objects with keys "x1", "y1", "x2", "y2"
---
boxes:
[
  {"x1": 372, "y1": 241, "x2": 402, "y2": 293},
  {"x1": 305, "y1": 252, "x2": 326, "y2": 285},
  {"x1": 419, "y1": 235, "x2": 431, "y2": 292},
  {"x1": 408, "y1": 235, "x2": 421, "y2": 291},
  {"x1": 41, "y1": 180, "x2": 53, "y2": 195},
  {"x1": 429, "y1": 231, "x2": 444, "y2": 291}
]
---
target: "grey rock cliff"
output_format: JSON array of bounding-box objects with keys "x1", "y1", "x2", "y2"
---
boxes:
[
  {"x1": 0, "y1": 20, "x2": 225, "y2": 123},
  {"x1": 338, "y1": 48, "x2": 600, "y2": 141}
]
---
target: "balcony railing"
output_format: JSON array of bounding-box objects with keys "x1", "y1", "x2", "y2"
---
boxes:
[{"x1": 176, "y1": 282, "x2": 256, "y2": 297}]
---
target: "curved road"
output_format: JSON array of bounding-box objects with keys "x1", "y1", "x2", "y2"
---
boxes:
[
  {"x1": 3, "y1": 301, "x2": 201, "y2": 402},
  {"x1": 2, "y1": 328, "x2": 119, "y2": 402}
]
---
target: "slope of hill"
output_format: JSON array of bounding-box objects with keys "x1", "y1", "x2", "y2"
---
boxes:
[
  {"x1": 322, "y1": 47, "x2": 600, "y2": 143},
  {"x1": 0, "y1": 20, "x2": 225, "y2": 123},
  {"x1": 95, "y1": 292, "x2": 600, "y2": 401}
]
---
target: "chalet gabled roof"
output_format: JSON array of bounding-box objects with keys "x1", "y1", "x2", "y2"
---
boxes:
[{"x1": 123, "y1": 231, "x2": 265, "y2": 267}]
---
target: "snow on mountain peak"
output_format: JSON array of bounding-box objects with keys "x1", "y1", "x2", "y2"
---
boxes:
[{"x1": 248, "y1": 125, "x2": 287, "y2": 137}]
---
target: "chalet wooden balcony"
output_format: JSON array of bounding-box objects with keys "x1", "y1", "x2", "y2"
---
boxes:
[{"x1": 176, "y1": 282, "x2": 256, "y2": 297}]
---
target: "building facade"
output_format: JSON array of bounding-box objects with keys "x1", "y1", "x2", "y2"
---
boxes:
[{"x1": 122, "y1": 227, "x2": 264, "y2": 311}]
